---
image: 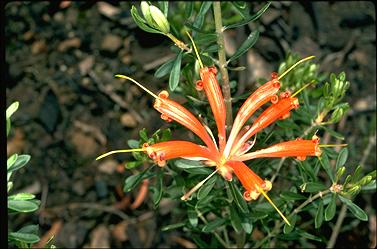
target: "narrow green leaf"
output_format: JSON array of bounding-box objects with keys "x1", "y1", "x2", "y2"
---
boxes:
[
  {"x1": 320, "y1": 126, "x2": 345, "y2": 140},
  {"x1": 7, "y1": 154, "x2": 18, "y2": 171},
  {"x1": 197, "y1": 175, "x2": 217, "y2": 200},
  {"x1": 7, "y1": 118, "x2": 11, "y2": 137},
  {"x1": 224, "y1": 2, "x2": 271, "y2": 30},
  {"x1": 188, "y1": 208, "x2": 198, "y2": 227},
  {"x1": 283, "y1": 213, "x2": 297, "y2": 234},
  {"x1": 315, "y1": 201, "x2": 324, "y2": 228},
  {"x1": 230, "y1": 2, "x2": 248, "y2": 18},
  {"x1": 325, "y1": 193, "x2": 337, "y2": 221},
  {"x1": 336, "y1": 147, "x2": 348, "y2": 170},
  {"x1": 123, "y1": 167, "x2": 151, "y2": 192},
  {"x1": 169, "y1": 51, "x2": 183, "y2": 91},
  {"x1": 193, "y1": 33, "x2": 218, "y2": 46},
  {"x1": 299, "y1": 230, "x2": 323, "y2": 242},
  {"x1": 319, "y1": 153, "x2": 335, "y2": 182},
  {"x1": 239, "y1": 214, "x2": 253, "y2": 234},
  {"x1": 339, "y1": 195, "x2": 368, "y2": 221},
  {"x1": 150, "y1": 171, "x2": 163, "y2": 207},
  {"x1": 227, "y1": 181, "x2": 249, "y2": 213},
  {"x1": 154, "y1": 58, "x2": 175, "y2": 78},
  {"x1": 9, "y1": 232, "x2": 40, "y2": 244},
  {"x1": 8, "y1": 193, "x2": 35, "y2": 201},
  {"x1": 229, "y1": 205, "x2": 242, "y2": 233},
  {"x1": 175, "y1": 159, "x2": 212, "y2": 175},
  {"x1": 228, "y1": 30, "x2": 259, "y2": 63},
  {"x1": 130, "y1": 6, "x2": 163, "y2": 34},
  {"x1": 8, "y1": 199, "x2": 39, "y2": 213},
  {"x1": 8, "y1": 155, "x2": 31, "y2": 173},
  {"x1": 280, "y1": 192, "x2": 306, "y2": 201},
  {"x1": 17, "y1": 224, "x2": 39, "y2": 235},
  {"x1": 6, "y1": 101, "x2": 19, "y2": 119},
  {"x1": 161, "y1": 222, "x2": 186, "y2": 231},
  {"x1": 301, "y1": 182, "x2": 327, "y2": 193},
  {"x1": 193, "y1": 2, "x2": 212, "y2": 30},
  {"x1": 202, "y1": 218, "x2": 226, "y2": 233}
]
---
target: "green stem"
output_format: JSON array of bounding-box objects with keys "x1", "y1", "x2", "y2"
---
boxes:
[
  {"x1": 213, "y1": 1, "x2": 233, "y2": 130},
  {"x1": 196, "y1": 210, "x2": 229, "y2": 248}
]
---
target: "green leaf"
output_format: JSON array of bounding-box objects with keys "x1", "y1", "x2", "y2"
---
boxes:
[
  {"x1": 150, "y1": 171, "x2": 163, "y2": 207},
  {"x1": 7, "y1": 118, "x2": 11, "y2": 137},
  {"x1": 202, "y1": 218, "x2": 226, "y2": 233},
  {"x1": 239, "y1": 213, "x2": 253, "y2": 234},
  {"x1": 280, "y1": 192, "x2": 306, "y2": 201},
  {"x1": 229, "y1": 205, "x2": 242, "y2": 233},
  {"x1": 300, "y1": 182, "x2": 327, "y2": 193},
  {"x1": 154, "y1": 58, "x2": 175, "y2": 78},
  {"x1": 315, "y1": 201, "x2": 324, "y2": 228},
  {"x1": 298, "y1": 230, "x2": 323, "y2": 242},
  {"x1": 188, "y1": 208, "x2": 198, "y2": 227},
  {"x1": 319, "y1": 153, "x2": 335, "y2": 182},
  {"x1": 9, "y1": 232, "x2": 40, "y2": 244},
  {"x1": 193, "y1": 2, "x2": 212, "y2": 30},
  {"x1": 8, "y1": 199, "x2": 39, "y2": 212},
  {"x1": 339, "y1": 195, "x2": 368, "y2": 221},
  {"x1": 335, "y1": 148, "x2": 348, "y2": 171},
  {"x1": 197, "y1": 175, "x2": 217, "y2": 200},
  {"x1": 224, "y1": 2, "x2": 271, "y2": 30},
  {"x1": 325, "y1": 193, "x2": 337, "y2": 221},
  {"x1": 8, "y1": 193, "x2": 35, "y2": 201},
  {"x1": 17, "y1": 224, "x2": 39, "y2": 235},
  {"x1": 283, "y1": 213, "x2": 297, "y2": 234},
  {"x1": 161, "y1": 222, "x2": 186, "y2": 231},
  {"x1": 139, "y1": 128, "x2": 148, "y2": 141},
  {"x1": 193, "y1": 33, "x2": 218, "y2": 46},
  {"x1": 228, "y1": 30, "x2": 259, "y2": 63},
  {"x1": 127, "y1": 139, "x2": 140, "y2": 149},
  {"x1": 8, "y1": 155, "x2": 31, "y2": 173},
  {"x1": 6, "y1": 101, "x2": 19, "y2": 119},
  {"x1": 123, "y1": 167, "x2": 151, "y2": 192},
  {"x1": 130, "y1": 6, "x2": 163, "y2": 34},
  {"x1": 7, "y1": 154, "x2": 18, "y2": 171},
  {"x1": 230, "y1": 2, "x2": 248, "y2": 18},
  {"x1": 149, "y1": 5, "x2": 170, "y2": 33},
  {"x1": 125, "y1": 161, "x2": 143, "y2": 169},
  {"x1": 227, "y1": 181, "x2": 249, "y2": 213},
  {"x1": 175, "y1": 159, "x2": 212, "y2": 175},
  {"x1": 169, "y1": 51, "x2": 183, "y2": 91}
]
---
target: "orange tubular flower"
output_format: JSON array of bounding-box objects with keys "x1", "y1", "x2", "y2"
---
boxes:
[
  {"x1": 224, "y1": 72, "x2": 281, "y2": 157},
  {"x1": 143, "y1": 140, "x2": 217, "y2": 167},
  {"x1": 98, "y1": 54, "x2": 325, "y2": 225},
  {"x1": 197, "y1": 66, "x2": 227, "y2": 152},
  {"x1": 235, "y1": 136, "x2": 322, "y2": 162},
  {"x1": 153, "y1": 90, "x2": 219, "y2": 153},
  {"x1": 230, "y1": 91, "x2": 299, "y2": 157}
]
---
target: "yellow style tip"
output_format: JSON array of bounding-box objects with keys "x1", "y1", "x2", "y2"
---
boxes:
[
  {"x1": 319, "y1": 144, "x2": 348, "y2": 148},
  {"x1": 115, "y1": 74, "x2": 159, "y2": 99},
  {"x1": 278, "y1": 55, "x2": 316, "y2": 80}
]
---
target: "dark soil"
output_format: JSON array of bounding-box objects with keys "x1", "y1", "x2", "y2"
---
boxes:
[{"x1": 6, "y1": 2, "x2": 376, "y2": 248}]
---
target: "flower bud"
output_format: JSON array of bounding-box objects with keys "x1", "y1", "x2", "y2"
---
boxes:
[
  {"x1": 140, "y1": 1, "x2": 154, "y2": 25},
  {"x1": 336, "y1": 166, "x2": 346, "y2": 182},
  {"x1": 149, "y1": 5, "x2": 170, "y2": 34}
]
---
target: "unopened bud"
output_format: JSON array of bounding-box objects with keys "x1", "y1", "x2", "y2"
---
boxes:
[
  {"x1": 149, "y1": 5, "x2": 170, "y2": 34},
  {"x1": 140, "y1": 2, "x2": 154, "y2": 25},
  {"x1": 357, "y1": 175, "x2": 373, "y2": 186},
  {"x1": 336, "y1": 166, "x2": 346, "y2": 182},
  {"x1": 347, "y1": 185, "x2": 361, "y2": 196}
]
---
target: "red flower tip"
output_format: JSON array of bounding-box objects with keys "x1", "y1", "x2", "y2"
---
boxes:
[
  {"x1": 271, "y1": 72, "x2": 279, "y2": 80},
  {"x1": 158, "y1": 90, "x2": 169, "y2": 99},
  {"x1": 271, "y1": 94, "x2": 279, "y2": 104}
]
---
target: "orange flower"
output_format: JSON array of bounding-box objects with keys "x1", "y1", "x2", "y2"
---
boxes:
[{"x1": 97, "y1": 55, "x2": 331, "y2": 225}]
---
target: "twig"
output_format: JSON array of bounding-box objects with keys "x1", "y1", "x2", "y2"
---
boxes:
[
  {"x1": 213, "y1": 2, "x2": 233, "y2": 130},
  {"x1": 327, "y1": 204, "x2": 348, "y2": 248},
  {"x1": 33, "y1": 220, "x2": 63, "y2": 248}
]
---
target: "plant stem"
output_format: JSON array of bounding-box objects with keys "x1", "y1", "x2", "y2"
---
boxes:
[
  {"x1": 327, "y1": 203, "x2": 348, "y2": 248},
  {"x1": 213, "y1": 1, "x2": 233, "y2": 129},
  {"x1": 196, "y1": 210, "x2": 229, "y2": 248}
]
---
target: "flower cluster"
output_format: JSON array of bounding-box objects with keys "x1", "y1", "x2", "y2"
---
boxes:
[{"x1": 97, "y1": 52, "x2": 325, "y2": 224}]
